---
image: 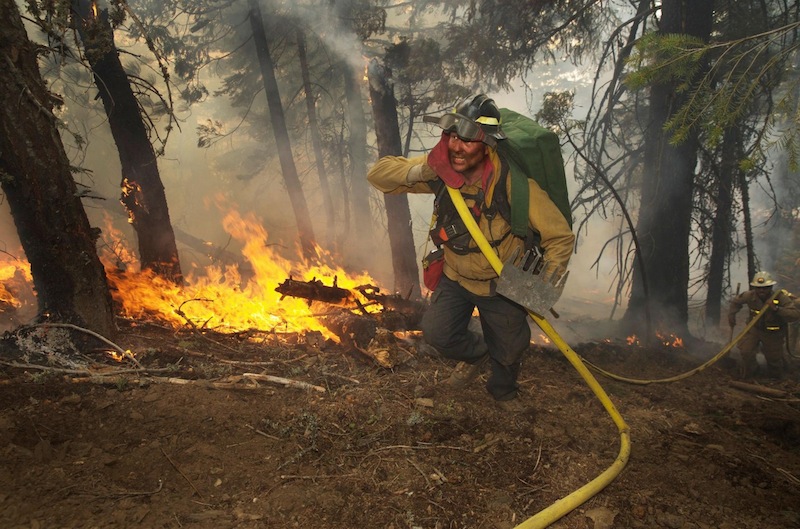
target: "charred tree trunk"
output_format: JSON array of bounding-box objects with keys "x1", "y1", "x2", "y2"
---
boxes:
[
  {"x1": 705, "y1": 127, "x2": 738, "y2": 326},
  {"x1": 0, "y1": 0, "x2": 115, "y2": 337},
  {"x1": 624, "y1": 0, "x2": 713, "y2": 336},
  {"x1": 72, "y1": 0, "x2": 182, "y2": 283},
  {"x1": 248, "y1": 0, "x2": 316, "y2": 261},
  {"x1": 366, "y1": 59, "x2": 421, "y2": 299},
  {"x1": 740, "y1": 171, "x2": 757, "y2": 281},
  {"x1": 296, "y1": 27, "x2": 335, "y2": 245}
]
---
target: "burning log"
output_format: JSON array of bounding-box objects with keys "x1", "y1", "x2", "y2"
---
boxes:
[
  {"x1": 275, "y1": 277, "x2": 428, "y2": 332},
  {"x1": 357, "y1": 286, "x2": 428, "y2": 329},
  {"x1": 275, "y1": 277, "x2": 352, "y2": 305}
]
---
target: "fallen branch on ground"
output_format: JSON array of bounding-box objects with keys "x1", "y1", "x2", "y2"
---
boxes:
[
  {"x1": 242, "y1": 372, "x2": 326, "y2": 392},
  {"x1": 68, "y1": 375, "x2": 262, "y2": 390},
  {"x1": 0, "y1": 361, "x2": 171, "y2": 376},
  {"x1": 729, "y1": 380, "x2": 792, "y2": 398}
]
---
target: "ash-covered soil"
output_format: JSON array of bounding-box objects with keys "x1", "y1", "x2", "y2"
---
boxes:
[{"x1": 0, "y1": 318, "x2": 798, "y2": 529}]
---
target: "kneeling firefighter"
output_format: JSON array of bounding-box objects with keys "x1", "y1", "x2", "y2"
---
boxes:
[
  {"x1": 728, "y1": 271, "x2": 800, "y2": 379},
  {"x1": 367, "y1": 94, "x2": 575, "y2": 411}
]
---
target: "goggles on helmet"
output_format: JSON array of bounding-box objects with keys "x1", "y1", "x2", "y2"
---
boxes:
[{"x1": 423, "y1": 113, "x2": 497, "y2": 147}]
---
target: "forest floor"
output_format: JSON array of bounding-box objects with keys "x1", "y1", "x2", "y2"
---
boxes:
[{"x1": 0, "y1": 313, "x2": 799, "y2": 529}]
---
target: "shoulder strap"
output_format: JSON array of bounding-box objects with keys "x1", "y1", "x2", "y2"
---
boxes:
[{"x1": 446, "y1": 186, "x2": 504, "y2": 276}]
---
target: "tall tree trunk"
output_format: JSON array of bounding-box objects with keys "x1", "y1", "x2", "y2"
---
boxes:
[
  {"x1": 705, "y1": 127, "x2": 738, "y2": 326},
  {"x1": 624, "y1": 0, "x2": 714, "y2": 337},
  {"x1": 72, "y1": 0, "x2": 182, "y2": 283},
  {"x1": 366, "y1": 59, "x2": 421, "y2": 299},
  {"x1": 740, "y1": 171, "x2": 756, "y2": 281},
  {"x1": 343, "y1": 61, "x2": 374, "y2": 239},
  {"x1": 0, "y1": 0, "x2": 115, "y2": 337},
  {"x1": 296, "y1": 27, "x2": 335, "y2": 245},
  {"x1": 334, "y1": 123, "x2": 351, "y2": 237},
  {"x1": 248, "y1": 0, "x2": 316, "y2": 261}
]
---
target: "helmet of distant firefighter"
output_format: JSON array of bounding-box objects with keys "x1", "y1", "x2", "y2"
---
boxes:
[{"x1": 750, "y1": 271, "x2": 777, "y2": 288}]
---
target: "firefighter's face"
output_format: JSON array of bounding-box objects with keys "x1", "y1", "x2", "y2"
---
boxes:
[
  {"x1": 447, "y1": 132, "x2": 487, "y2": 182},
  {"x1": 755, "y1": 286, "x2": 773, "y2": 301}
]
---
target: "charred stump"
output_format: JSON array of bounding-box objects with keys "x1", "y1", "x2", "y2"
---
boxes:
[{"x1": 319, "y1": 309, "x2": 377, "y2": 351}]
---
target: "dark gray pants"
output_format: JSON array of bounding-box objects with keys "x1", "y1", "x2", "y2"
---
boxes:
[{"x1": 421, "y1": 275, "x2": 531, "y2": 400}]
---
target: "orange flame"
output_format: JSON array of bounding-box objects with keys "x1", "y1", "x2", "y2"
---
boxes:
[
  {"x1": 656, "y1": 331, "x2": 684, "y2": 348},
  {"x1": 106, "y1": 350, "x2": 125, "y2": 362},
  {"x1": 120, "y1": 179, "x2": 143, "y2": 224},
  {"x1": 103, "y1": 210, "x2": 379, "y2": 341},
  {"x1": 530, "y1": 332, "x2": 551, "y2": 345},
  {"x1": 0, "y1": 259, "x2": 32, "y2": 312},
  {"x1": 625, "y1": 332, "x2": 683, "y2": 348}
]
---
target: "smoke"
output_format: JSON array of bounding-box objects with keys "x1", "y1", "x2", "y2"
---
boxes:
[{"x1": 746, "y1": 149, "x2": 800, "y2": 290}]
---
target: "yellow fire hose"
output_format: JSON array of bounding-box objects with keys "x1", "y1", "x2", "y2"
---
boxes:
[
  {"x1": 579, "y1": 292, "x2": 779, "y2": 385},
  {"x1": 447, "y1": 187, "x2": 630, "y2": 528}
]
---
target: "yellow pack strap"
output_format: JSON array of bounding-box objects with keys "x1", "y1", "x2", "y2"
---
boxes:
[{"x1": 446, "y1": 186, "x2": 630, "y2": 528}]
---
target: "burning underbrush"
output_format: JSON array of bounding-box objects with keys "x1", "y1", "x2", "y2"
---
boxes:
[
  {"x1": 0, "y1": 209, "x2": 422, "y2": 343},
  {"x1": 0, "y1": 209, "x2": 432, "y2": 377},
  {"x1": 103, "y1": 210, "x2": 390, "y2": 340}
]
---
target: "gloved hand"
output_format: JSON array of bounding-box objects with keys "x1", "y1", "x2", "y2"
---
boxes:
[
  {"x1": 728, "y1": 315, "x2": 736, "y2": 327},
  {"x1": 405, "y1": 163, "x2": 435, "y2": 184},
  {"x1": 426, "y1": 133, "x2": 463, "y2": 188}
]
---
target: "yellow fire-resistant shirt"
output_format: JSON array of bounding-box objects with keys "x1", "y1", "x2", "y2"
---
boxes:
[{"x1": 367, "y1": 150, "x2": 575, "y2": 297}]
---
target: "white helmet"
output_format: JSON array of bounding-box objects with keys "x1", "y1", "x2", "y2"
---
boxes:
[{"x1": 750, "y1": 271, "x2": 777, "y2": 287}]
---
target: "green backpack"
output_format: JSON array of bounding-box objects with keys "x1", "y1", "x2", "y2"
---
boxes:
[{"x1": 496, "y1": 108, "x2": 573, "y2": 235}]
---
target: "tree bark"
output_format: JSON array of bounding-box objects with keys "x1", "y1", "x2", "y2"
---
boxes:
[
  {"x1": 705, "y1": 127, "x2": 738, "y2": 326},
  {"x1": 366, "y1": 59, "x2": 422, "y2": 299},
  {"x1": 740, "y1": 169, "x2": 756, "y2": 281},
  {"x1": 72, "y1": 0, "x2": 182, "y2": 283},
  {"x1": 624, "y1": 0, "x2": 714, "y2": 336},
  {"x1": 0, "y1": 0, "x2": 115, "y2": 337},
  {"x1": 248, "y1": 0, "x2": 317, "y2": 261}
]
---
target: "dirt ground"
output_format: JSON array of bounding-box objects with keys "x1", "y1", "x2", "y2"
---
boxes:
[{"x1": 1, "y1": 314, "x2": 799, "y2": 529}]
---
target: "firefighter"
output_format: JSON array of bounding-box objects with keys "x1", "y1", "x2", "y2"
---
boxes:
[
  {"x1": 367, "y1": 94, "x2": 574, "y2": 412},
  {"x1": 728, "y1": 271, "x2": 800, "y2": 379}
]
